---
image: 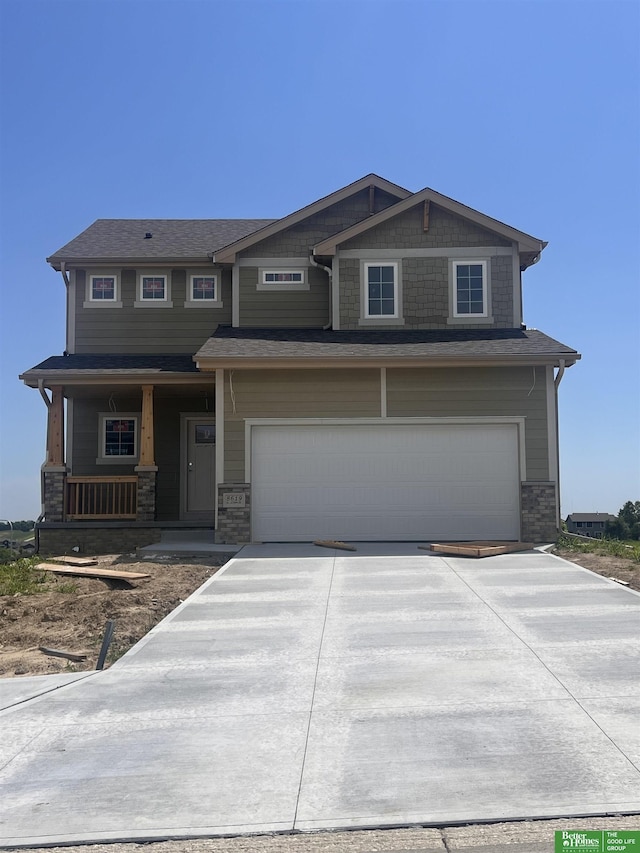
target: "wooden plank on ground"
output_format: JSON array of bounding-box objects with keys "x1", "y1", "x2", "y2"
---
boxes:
[
  {"x1": 39, "y1": 647, "x2": 88, "y2": 662},
  {"x1": 37, "y1": 563, "x2": 150, "y2": 581},
  {"x1": 424, "y1": 541, "x2": 535, "y2": 558},
  {"x1": 51, "y1": 555, "x2": 99, "y2": 566},
  {"x1": 314, "y1": 540, "x2": 358, "y2": 552}
]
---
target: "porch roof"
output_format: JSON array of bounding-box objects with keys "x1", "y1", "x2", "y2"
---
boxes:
[
  {"x1": 194, "y1": 326, "x2": 581, "y2": 369},
  {"x1": 19, "y1": 354, "x2": 206, "y2": 388}
]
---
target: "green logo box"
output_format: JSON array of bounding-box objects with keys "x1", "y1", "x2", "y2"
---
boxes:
[{"x1": 555, "y1": 831, "x2": 640, "y2": 853}]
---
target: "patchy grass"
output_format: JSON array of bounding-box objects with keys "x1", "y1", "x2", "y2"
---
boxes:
[
  {"x1": 0, "y1": 557, "x2": 48, "y2": 595},
  {"x1": 556, "y1": 534, "x2": 640, "y2": 563}
]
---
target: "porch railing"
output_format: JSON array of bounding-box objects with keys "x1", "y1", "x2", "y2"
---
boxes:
[{"x1": 65, "y1": 476, "x2": 138, "y2": 520}]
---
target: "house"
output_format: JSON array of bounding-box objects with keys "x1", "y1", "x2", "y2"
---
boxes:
[
  {"x1": 20, "y1": 175, "x2": 581, "y2": 553},
  {"x1": 566, "y1": 513, "x2": 616, "y2": 538}
]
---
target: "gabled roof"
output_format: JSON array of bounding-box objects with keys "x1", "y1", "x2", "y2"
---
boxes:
[
  {"x1": 47, "y1": 219, "x2": 275, "y2": 269},
  {"x1": 212, "y1": 174, "x2": 412, "y2": 264},
  {"x1": 566, "y1": 513, "x2": 617, "y2": 522},
  {"x1": 313, "y1": 187, "x2": 546, "y2": 265},
  {"x1": 194, "y1": 327, "x2": 580, "y2": 369}
]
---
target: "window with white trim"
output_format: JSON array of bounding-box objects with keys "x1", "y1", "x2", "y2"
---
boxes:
[
  {"x1": 84, "y1": 271, "x2": 122, "y2": 308},
  {"x1": 98, "y1": 415, "x2": 138, "y2": 461},
  {"x1": 453, "y1": 261, "x2": 488, "y2": 317},
  {"x1": 184, "y1": 273, "x2": 223, "y2": 308},
  {"x1": 257, "y1": 268, "x2": 308, "y2": 291},
  {"x1": 135, "y1": 272, "x2": 172, "y2": 307},
  {"x1": 364, "y1": 262, "x2": 399, "y2": 318}
]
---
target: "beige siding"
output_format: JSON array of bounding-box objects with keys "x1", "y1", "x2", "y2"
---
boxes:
[
  {"x1": 239, "y1": 266, "x2": 329, "y2": 327},
  {"x1": 223, "y1": 369, "x2": 381, "y2": 481},
  {"x1": 74, "y1": 268, "x2": 232, "y2": 353},
  {"x1": 386, "y1": 366, "x2": 549, "y2": 479}
]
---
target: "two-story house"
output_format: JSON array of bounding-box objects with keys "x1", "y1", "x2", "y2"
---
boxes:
[{"x1": 20, "y1": 175, "x2": 580, "y2": 553}]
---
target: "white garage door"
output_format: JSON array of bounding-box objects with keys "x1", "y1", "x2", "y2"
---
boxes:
[{"x1": 250, "y1": 423, "x2": 521, "y2": 542}]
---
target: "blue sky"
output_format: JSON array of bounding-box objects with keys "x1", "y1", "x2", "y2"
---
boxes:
[{"x1": 0, "y1": 0, "x2": 638, "y2": 521}]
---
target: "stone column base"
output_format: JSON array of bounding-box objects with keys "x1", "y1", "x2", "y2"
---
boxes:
[
  {"x1": 521, "y1": 481, "x2": 558, "y2": 542},
  {"x1": 135, "y1": 468, "x2": 157, "y2": 522},
  {"x1": 43, "y1": 468, "x2": 67, "y2": 522},
  {"x1": 217, "y1": 484, "x2": 251, "y2": 543}
]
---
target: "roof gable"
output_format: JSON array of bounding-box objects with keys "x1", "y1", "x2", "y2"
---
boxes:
[
  {"x1": 212, "y1": 174, "x2": 411, "y2": 263},
  {"x1": 313, "y1": 187, "x2": 546, "y2": 264}
]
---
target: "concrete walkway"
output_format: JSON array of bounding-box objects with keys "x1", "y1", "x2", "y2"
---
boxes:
[{"x1": 1, "y1": 544, "x2": 639, "y2": 847}]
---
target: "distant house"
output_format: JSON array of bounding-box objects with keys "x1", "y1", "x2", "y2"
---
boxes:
[{"x1": 566, "y1": 513, "x2": 617, "y2": 538}]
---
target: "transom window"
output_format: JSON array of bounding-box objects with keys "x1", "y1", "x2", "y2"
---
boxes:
[
  {"x1": 90, "y1": 276, "x2": 116, "y2": 301},
  {"x1": 100, "y1": 416, "x2": 138, "y2": 459},
  {"x1": 257, "y1": 268, "x2": 308, "y2": 291},
  {"x1": 453, "y1": 261, "x2": 487, "y2": 317},
  {"x1": 365, "y1": 263, "x2": 398, "y2": 317},
  {"x1": 141, "y1": 275, "x2": 167, "y2": 300},
  {"x1": 191, "y1": 275, "x2": 217, "y2": 300}
]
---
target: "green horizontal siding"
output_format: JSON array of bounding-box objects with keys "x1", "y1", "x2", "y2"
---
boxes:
[{"x1": 239, "y1": 266, "x2": 329, "y2": 327}]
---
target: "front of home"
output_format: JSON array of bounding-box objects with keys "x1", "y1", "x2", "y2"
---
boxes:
[{"x1": 20, "y1": 175, "x2": 580, "y2": 553}]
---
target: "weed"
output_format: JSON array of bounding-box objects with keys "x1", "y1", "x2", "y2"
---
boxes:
[
  {"x1": 0, "y1": 557, "x2": 48, "y2": 595},
  {"x1": 557, "y1": 534, "x2": 640, "y2": 564},
  {"x1": 56, "y1": 582, "x2": 79, "y2": 594}
]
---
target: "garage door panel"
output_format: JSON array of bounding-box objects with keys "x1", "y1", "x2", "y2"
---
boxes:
[{"x1": 251, "y1": 424, "x2": 520, "y2": 541}]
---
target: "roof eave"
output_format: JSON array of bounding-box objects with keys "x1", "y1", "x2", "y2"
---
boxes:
[
  {"x1": 47, "y1": 256, "x2": 216, "y2": 271},
  {"x1": 194, "y1": 354, "x2": 580, "y2": 371},
  {"x1": 19, "y1": 371, "x2": 212, "y2": 388}
]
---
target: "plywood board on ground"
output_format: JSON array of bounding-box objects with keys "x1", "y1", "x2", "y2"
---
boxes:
[
  {"x1": 423, "y1": 541, "x2": 535, "y2": 558},
  {"x1": 313, "y1": 540, "x2": 358, "y2": 552},
  {"x1": 53, "y1": 555, "x2": 99, "y2": 566},
  {"x1": 37, "y1": 563, "x2": 150, "y2": 581}
]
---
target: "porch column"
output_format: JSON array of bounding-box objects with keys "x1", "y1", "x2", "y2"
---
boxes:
[
  {"x1": 43, "y1": 385, "x2": 67, "y2": 521},
  {"x1": 46, "y1": 385, "x2": 65, "y2": 467},
  {"x1": 135, "y1": 384, "x2": 158, "y2": 521},
  {"x1": 139, "y1": 384, "x2": 155, "y2": 466}
]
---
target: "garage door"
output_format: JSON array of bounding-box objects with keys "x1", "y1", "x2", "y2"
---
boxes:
[{"x1": 250, "y1": 423, "x2": 521, "y2": 542}]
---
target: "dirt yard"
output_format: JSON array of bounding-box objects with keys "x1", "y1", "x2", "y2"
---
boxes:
[
  {"x1": 0, "y1": 553, "x2": 226, "y2": 678},
  {"x1": 1, "y1": 547, "x2": 637, "y2": 680}
]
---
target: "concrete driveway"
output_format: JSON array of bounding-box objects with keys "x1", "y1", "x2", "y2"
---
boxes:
[{"x1": 1, "y1": 543, "x2": 639, "y2": 847}]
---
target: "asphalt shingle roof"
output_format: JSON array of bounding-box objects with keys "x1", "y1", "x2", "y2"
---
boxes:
[
  {"x1": 23, "y1": 354, "x2": 199, "y2": 374},
  {"x1": 47, "y1": 219, "x2": 276, "y2": 263},
  {"x1": 195, "y1": 327, "x2": 580, "y2": 361}
]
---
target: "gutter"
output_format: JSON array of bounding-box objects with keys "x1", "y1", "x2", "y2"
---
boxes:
[{"x1": 309, "y1": 253, "x2": 333, "y2": 330}]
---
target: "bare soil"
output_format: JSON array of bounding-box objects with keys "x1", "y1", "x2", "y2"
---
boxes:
[
  {"x1": 0, "y1": 553, "x2": 225, "y2": 678},
  {"x1": 1, "y1": 548, "x2": 637, "y2": 680}
]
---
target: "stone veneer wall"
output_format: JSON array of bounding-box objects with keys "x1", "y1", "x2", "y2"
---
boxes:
[
  {"x1": 521, "y1": 482, "x2": 558, "y2": 542},
  {"x1": 217, "y1": 484, "x2": 251, "y2": 544},
  {"x1": 136, "y1": 470, "x2": 157, "y2": 521},
  {"x1": 37, "y1": 525, "x2": 162, "y2": 556},
  {"x1": 43, "y1": 470, "x2": 66, "y2": 523}
]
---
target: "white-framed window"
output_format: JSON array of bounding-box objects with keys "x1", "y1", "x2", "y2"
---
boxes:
[
  {"x1": 135, "y1": 272, "x2": 172, "y2": 307},
  {"x1": 452, "y1": 260, "x2": 488, "y2": 318},
  {"x1": 257, "y1": 268, "x2": 308, "y2": 291},
  {"x1": 97, "y1": 414, "x2": 138, "y2": 463},
  {"x1": 184, "y1": 273, "x2": 223, "y2": 307},
  {"x1": 83, "y1": 271, "x2": 122, "y2": 308},
  {"x1": 363, "y1": 262, "x2": 400, "y2": 319}
]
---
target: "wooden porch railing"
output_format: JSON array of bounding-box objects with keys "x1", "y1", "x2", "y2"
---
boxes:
[{"x1": 65, "y1": 476, "x2": 138, "y2": 520}]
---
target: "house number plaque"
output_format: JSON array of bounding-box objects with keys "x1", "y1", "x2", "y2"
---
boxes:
[{"x1": 223, "y1": 493, "x2": 245, "y2": 508}]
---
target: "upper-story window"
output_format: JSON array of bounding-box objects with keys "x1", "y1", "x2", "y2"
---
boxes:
[
  {"x1": 84, "y1": 271, "x2": 122, "y2": 308},
  {"x1": 134, "y1": 272, "x2": 172, "y2": 308},
  {"x1": 365, "y1": 264, "x2": 398, "y2": 317},
  {"x1": 184, "y1": 273, "x2": 223, "y2": 308},
  {"x1": 453, "y1": 261, "x2": 488, "y2": 317},
  {"x1": 257, "y1": 268, "x2": 309, "y2": 291}
]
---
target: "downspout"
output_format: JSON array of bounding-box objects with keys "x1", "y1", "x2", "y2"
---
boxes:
[
  {"x1": 36, "y1": 380, "x2": 52, "y2": 546},
  {"x1": 553, "y1": 359, "x2": 566, "y2": 531},
  {"x1": 309, "y1": 253, "x2": 333, "y2": 330},
  {"x1": 60, "y1": 261, "x2": 70, "y2": 287}
]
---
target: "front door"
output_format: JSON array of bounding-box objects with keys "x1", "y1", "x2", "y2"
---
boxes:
[{"x1": 182, "y1": 418, "x2": 216, "y2": 520}]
